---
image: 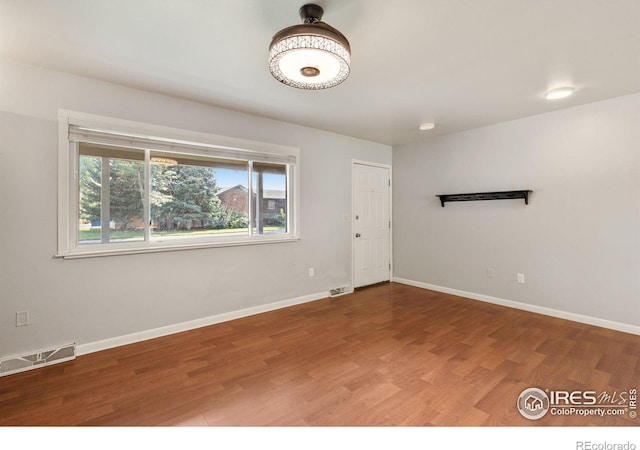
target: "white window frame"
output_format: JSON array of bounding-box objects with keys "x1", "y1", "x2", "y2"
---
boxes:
[{"x1": 57, "y1": 110, "x2": 300, "y2": 259}]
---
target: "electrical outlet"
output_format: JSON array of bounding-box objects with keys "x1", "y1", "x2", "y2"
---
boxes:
[
  {"x1": 16, "y1": 311, "x2": 29, "y2": 327},
  {"x1": 517, "y1": 273, "x2": 525, "y2": 284},
  {"x1": 487, "y1": 268, "x2": 495, "y2": 278},
  {"x1": 308, "y1": 267, "x2": 315, "y2": 277}
]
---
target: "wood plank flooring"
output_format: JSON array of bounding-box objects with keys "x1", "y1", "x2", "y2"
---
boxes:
[{"x1": 1, "y1": 282, "x2": 638, "y2": 426}]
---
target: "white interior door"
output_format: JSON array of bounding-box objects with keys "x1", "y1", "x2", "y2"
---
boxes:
[{"x1": 353, "y1": 162, "x2": 391, "y2": 288}]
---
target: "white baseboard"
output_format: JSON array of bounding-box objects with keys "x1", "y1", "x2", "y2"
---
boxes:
[
  {"x1": 392, "y1": 277, "x2": 640, "y2": 336},
  {"x1": 76, "y1": 291, "x2": 328, "y2": 356},
  {"x1": 63, "y1": 278, "x2": 640, "y2": 357}
]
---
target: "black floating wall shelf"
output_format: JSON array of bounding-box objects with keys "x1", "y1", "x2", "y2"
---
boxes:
[{"x1": 436, "y1": 190, "x2": 532, "y2": 207}]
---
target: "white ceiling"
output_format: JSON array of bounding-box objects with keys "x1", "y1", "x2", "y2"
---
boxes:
[{"x1": 1, "y1": 0, "x2": 639, "y2": 146}]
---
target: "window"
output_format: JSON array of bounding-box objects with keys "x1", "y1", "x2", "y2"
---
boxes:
[{"x1": 58, "y1": 111, "x2": 299, "y2": 258}]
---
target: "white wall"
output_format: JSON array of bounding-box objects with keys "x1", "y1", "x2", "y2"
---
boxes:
[
  {"x1": 393, "y1": 93, "x2": 640, "y2": 330},
  {"x1": 0, "y1": 60, "x2": 391, "y2": 357}
]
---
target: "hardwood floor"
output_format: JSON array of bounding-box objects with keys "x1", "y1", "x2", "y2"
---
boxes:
[{"x1": 1, "y1": 282, "x2": 638, "y2": 426}]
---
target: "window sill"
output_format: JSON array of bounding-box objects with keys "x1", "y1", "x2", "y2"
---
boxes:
[{"x1": 56, "y1": 236, "x2": 300, "y2": 259}]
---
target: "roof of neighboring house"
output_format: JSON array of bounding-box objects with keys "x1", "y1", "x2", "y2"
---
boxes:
[
  {"x1": 217, "y1": 185, "x2": 285, "y2": 199},
  {"x1": 217, "y1": 185, "x2": 248, "y2": 196}
]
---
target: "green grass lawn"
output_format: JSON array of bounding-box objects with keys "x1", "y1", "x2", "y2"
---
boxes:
[{"x1": 79, "y1": 227, "x2": 284, "y2": 241}]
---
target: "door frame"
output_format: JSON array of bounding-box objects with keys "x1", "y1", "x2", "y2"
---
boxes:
[{"x1": 351, "y1": 159, "x2": 393, "y2": 289}]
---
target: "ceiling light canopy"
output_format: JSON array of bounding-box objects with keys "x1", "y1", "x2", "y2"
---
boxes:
[
  {"x1": 546, "y1": 87, "x2": 575, "y2": 100},
  {"x1": 269, "y1": 4, "x2": 351, "y2": 90}
]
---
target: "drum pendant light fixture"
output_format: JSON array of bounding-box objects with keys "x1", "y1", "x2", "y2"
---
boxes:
[{"x1": 269, "y1": 4, "x2": 351, "y2": 90}]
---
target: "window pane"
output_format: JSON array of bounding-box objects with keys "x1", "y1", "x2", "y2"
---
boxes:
[
  {"x1": 109, "y1": 158, "x2": 145, "y2": 242},
  {"x1": 150, "y1": 151, "x2": 249, "y2": 239},
  {"x1": 78, "y1": 144, "x2": 145, "y2": 244},
  {"x1": 252, "y1": 163, "x2": 287, "y2": 235},
  {"x1": 78, "y1": 155, "x2": 101, "y2": 244},
  {"x1": 215, "y1": 167, "x2": 250, "y2": 235}
]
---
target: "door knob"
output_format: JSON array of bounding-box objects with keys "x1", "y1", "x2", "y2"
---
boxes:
[{"x1": 355, "y1": 233, "x2": 361, "y2": 238}]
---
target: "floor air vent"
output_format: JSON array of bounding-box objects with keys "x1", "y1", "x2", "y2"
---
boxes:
[
  {"x1": 0, "y1": 344, "x2": 76, "y2": 377},
  {"x1": 329, "y1": 286, "x2": 350, "y2": 297}
]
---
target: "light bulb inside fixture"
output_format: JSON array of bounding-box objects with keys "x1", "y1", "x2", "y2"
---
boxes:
[
  {"x1": 546, "y1": 87, "x2": 575, "y2": 100},
  {"x1": 419, "y1": 123, "x2": 435, "y2": 131}
]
